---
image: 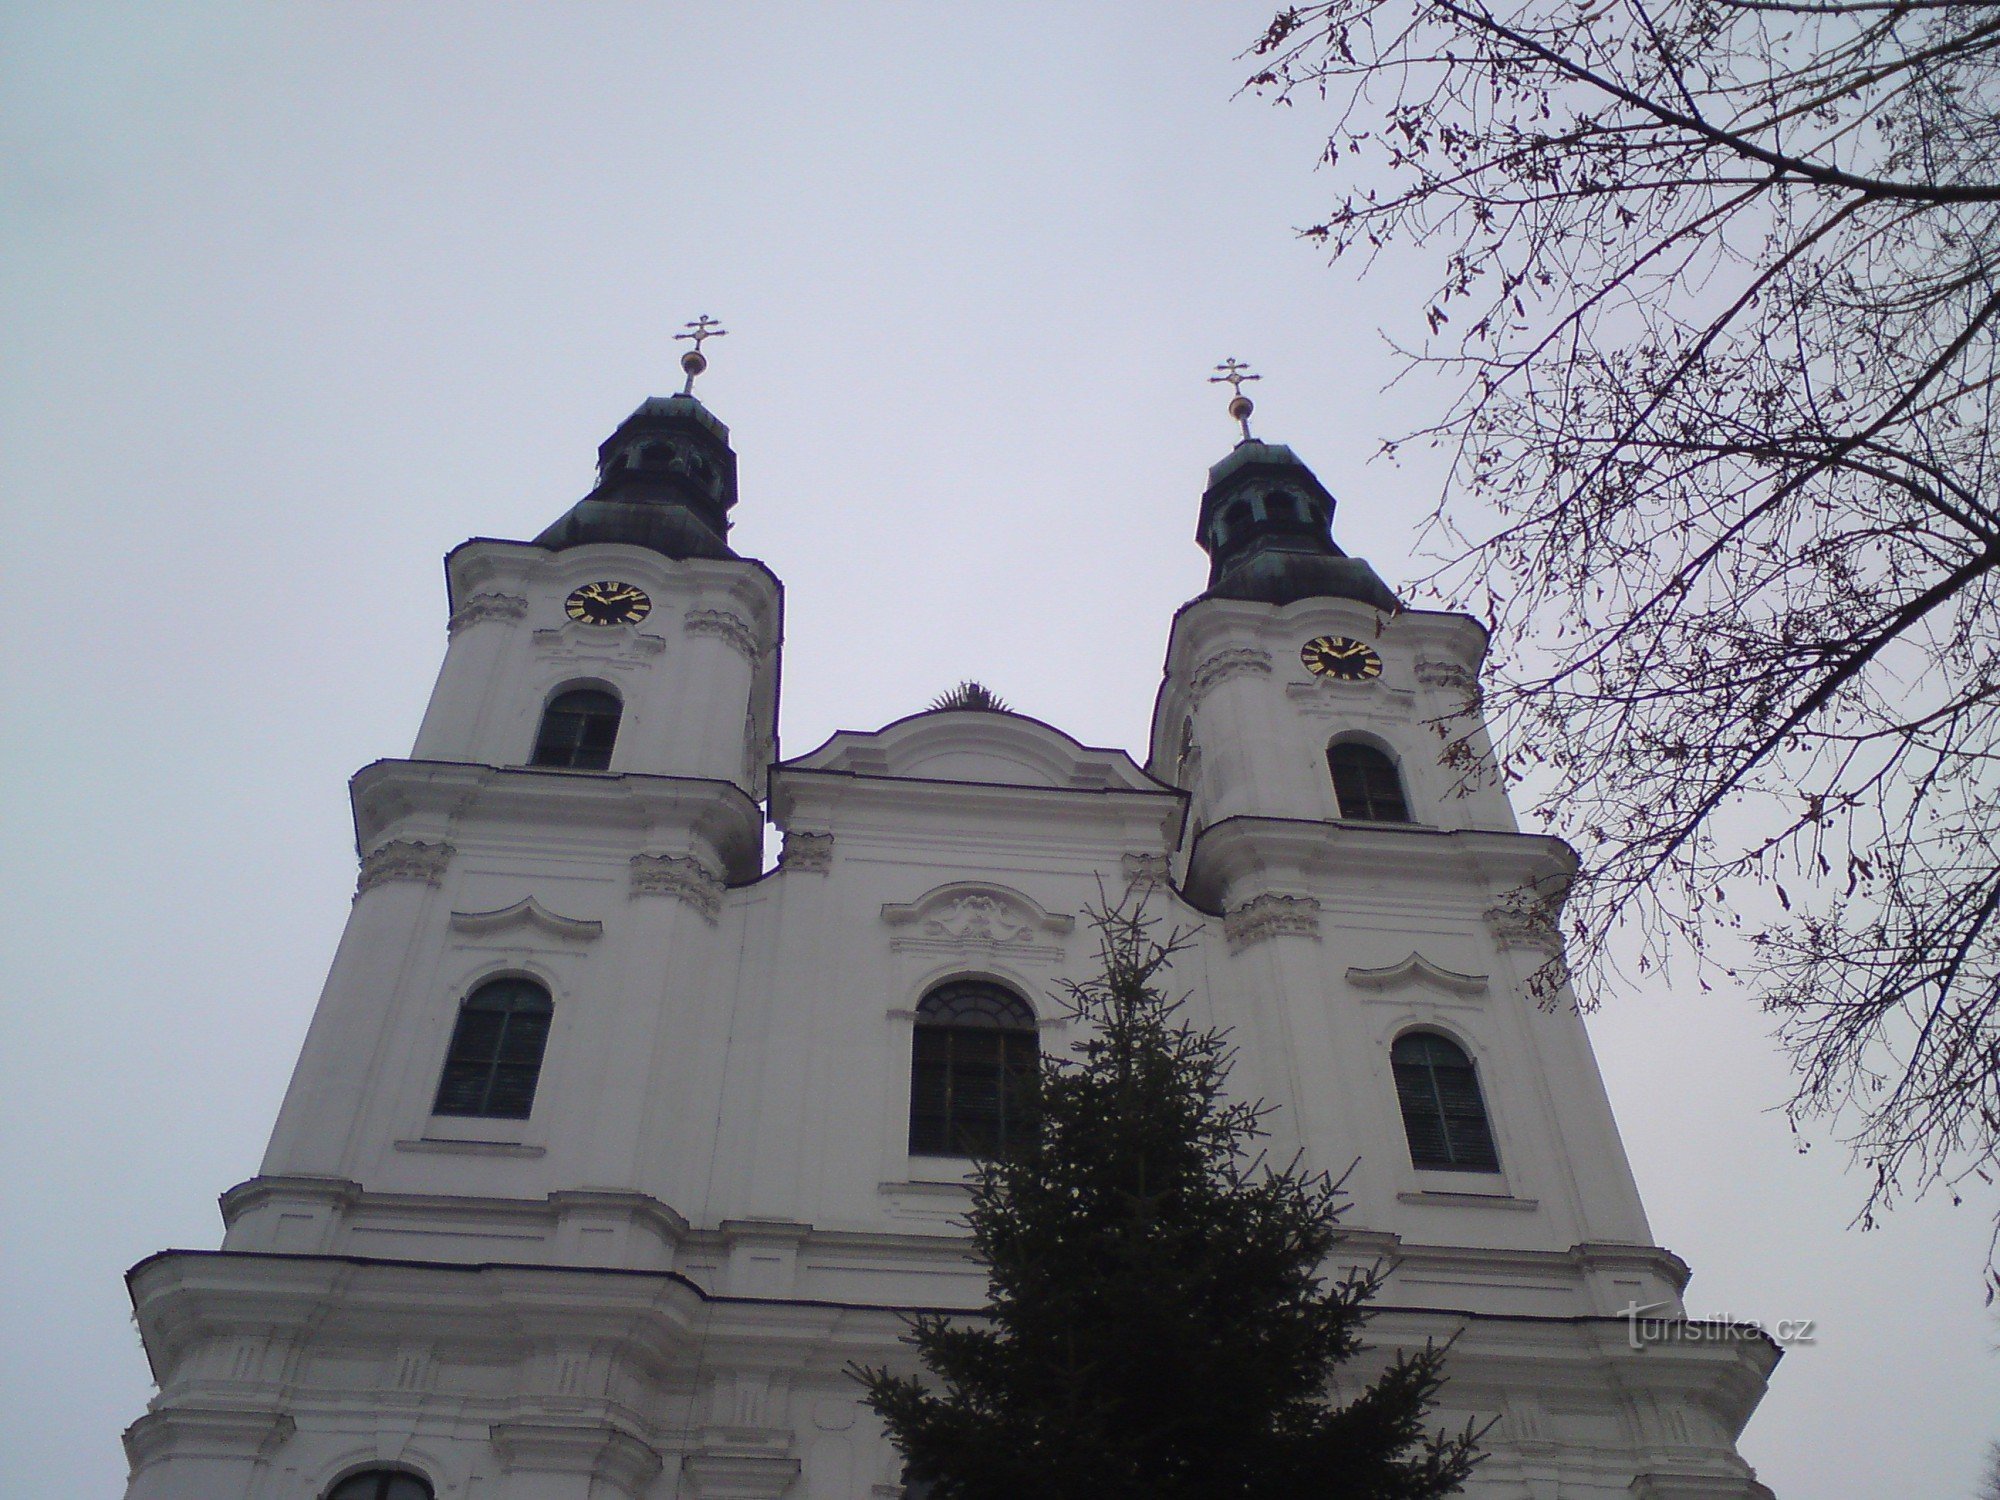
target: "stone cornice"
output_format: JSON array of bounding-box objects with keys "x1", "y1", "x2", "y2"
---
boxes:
[
  {"x1": 770, "y1": 765, "x2": 1185, "y2": 848},
  {"x1": 1184, "y1": 814, "x2": 1576, "y2": 911},
  {"x1": 349, "y1": 759, "x2": 764, "y2": 883}
]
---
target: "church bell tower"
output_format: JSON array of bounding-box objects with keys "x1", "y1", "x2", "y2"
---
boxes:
[{"x1": 117, "y1": 349, "x2": 1776, "y2": 1500}]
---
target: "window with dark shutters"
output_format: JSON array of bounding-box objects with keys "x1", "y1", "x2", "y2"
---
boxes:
[
  {"x1": 432, "y1": 977, "x2": 554, "y2": 1120},
  {"x1": 1391, "y1": 1031, "x2": 1500, "y2": 1172},
  {"x1": 1328, "y1": 741, "x2": 1412, "y2": 822},
  {"x1": 328, "y1": 1472, "x2": 434, "y2": 1500},
  {"x1": 908, "y1": 980, "x2": 1038, "y2": 1157},
  {"x1": 530, "y1": 687, "x2": 622, "y2": 771}
]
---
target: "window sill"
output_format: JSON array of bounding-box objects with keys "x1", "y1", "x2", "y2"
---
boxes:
[
  {"x1": 396, "y1": 1137, "x2": 545, "y2": 1158},
  {"x1": 1396, "y1": 1189, "x2": 1537, "y2": 1211}
]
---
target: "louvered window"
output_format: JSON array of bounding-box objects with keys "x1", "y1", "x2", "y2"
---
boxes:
[
  {"x1": 909, "y1": 981, "x2": 1038, "y2": 1158},
  {"x1": 1328, "y1": 742, "x2": 1410, "y2": 822},
  {"x1": 328, "y1": 1473, "x2": 434, "y2": 1500},
  {"x1": 1391, "y1": 1032, "x2": 1499, "y2": 1172},
  {"x1": 432, "y1": 978, "x2": 553, "y2": 1120},
  {"x1": 531, "y1": 688, "x2": 622, "y2": 771}
]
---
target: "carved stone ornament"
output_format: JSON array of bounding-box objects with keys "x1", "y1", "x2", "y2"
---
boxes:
[
  {"x1": 780, "y1": 830, "x2": 833, "y2": 874},
  {"x1": 1188, "y1": 646, "x2": 1273, "y2": 699},
  {"x1": 1415, "y1": 658, "x2": 1477, "y2": 694},
  {"x1": 1122, "y1": 852, "x2": 1171, "y2": 890},
  {"x1": 629, "y1": 853, "x2": 724, "y2": 920},
  {"x1": 1224, "y1": 892, "x2": 1323, "y2": 953},
  {"x1": 1484, "y1": 890, "x2": 1565, "y2": 956},
  {"x1": 683, "y1": 608, "x2": 761, "y2": 659},
  {"x1": 355, "y1": 839, "x2": 456, "y2": 896},
  {"x1": 446, "y1": 591, "x2": 529, "y2": 637}
]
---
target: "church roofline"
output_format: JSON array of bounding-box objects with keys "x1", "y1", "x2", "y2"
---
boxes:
[{"x1": 781, "y1": 707, "x2": 1174, "y2": 795}]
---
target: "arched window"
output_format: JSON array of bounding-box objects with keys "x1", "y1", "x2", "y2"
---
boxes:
[
  {"x1": 1391, "y1": 1032, "x2": 1500, "y2": 1172},
  {"x1": 433, "y1": 977, "x2": 554, "y2": 1120},
  {"x1": 1328, "y1": 741, "x2": 1410, "y2": 822},
  {"x1": 328, "y1": 1473, "x2": 434, "y2": 1500},
  {"x1": 531, "y1": 688, "x2": 621, "y2": 771},
  {"x1": 909, "y1": 980, "x2": 1038, "y2": 1157},
  {"x1": 1263, "y1": 489, "x2": 1298, "y2": 522}
]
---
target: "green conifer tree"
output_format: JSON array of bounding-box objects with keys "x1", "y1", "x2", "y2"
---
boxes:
[{"x1": 855, "y1": 904, "x2": 1482, "y2": 1499}]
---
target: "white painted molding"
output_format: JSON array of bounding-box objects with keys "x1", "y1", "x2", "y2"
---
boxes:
[{"x1": 449, "y1": 897, "x2": 603, "y2": 943}]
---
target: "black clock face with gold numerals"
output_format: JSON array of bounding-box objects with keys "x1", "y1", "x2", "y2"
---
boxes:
[
  {"x1": 1300, "y1": 635, "x2": 1383, "y2": 682},
  {"x1": 565, "y1": 580, "x2": 652, "y2": 626}
]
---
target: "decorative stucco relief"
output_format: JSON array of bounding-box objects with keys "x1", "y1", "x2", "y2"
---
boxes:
[
  {"x1": 1484, "y1": 890, "x2": 1566, "y2": 956},
  {"x1": 1188, "y1": 646, "x2": 1272, "y2": 700},
  {"x1": 1224, "y1": 892, "x2": 1322, "y2": 952},
  {"x1": 683, "y1": 608, "x2": 761, "y2": 659},
  {"x1": 1416, "y1": 658, "x2": 1477, "y2": 694},
  {"x1": 629, "y1": 853, "x2": 723, "y2": 920},
  {"x1": 1121, "y1": 851, "x2": 1171, "y2": 892},
  {"x1": 881, "y1": 884, "x2": 1075, "y2": 961},
  {"x1": 445, "y1": 592, "x2": 528, "y2": 637},
  {"x1": 779, "y1": 830, "x2": 833, "y2": 874},
  {"x1": 356, "y1": 839, "x2": 456, "y2": 896}
]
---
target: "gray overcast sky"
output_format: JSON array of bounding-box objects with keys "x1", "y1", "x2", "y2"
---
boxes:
[{"x1": 3, "y1": 4, "x2": 1994, "y2": 1495}]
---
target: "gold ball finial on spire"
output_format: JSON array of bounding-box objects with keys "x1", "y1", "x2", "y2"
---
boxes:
[
  {"x1": 1209, "y1": 358, "x2": 1261, "y2": 442},
  {"x1": 675, "y1": 314, "x2": 729, "y2": 396}
]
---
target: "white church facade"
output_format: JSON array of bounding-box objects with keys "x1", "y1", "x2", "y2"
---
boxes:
[{"x1": 119, "y1": 375, "x2": 1779, "y2": 1500}]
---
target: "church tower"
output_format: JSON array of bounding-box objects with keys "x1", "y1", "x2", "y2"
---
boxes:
[{"x1": 119, "y1": 355, "x2": 1777, "y2": 1500}]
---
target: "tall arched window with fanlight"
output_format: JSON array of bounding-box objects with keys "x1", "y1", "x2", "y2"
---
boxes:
[
  {"x1": 1328, "y1": 740, "x2": 1411, "y2": 822},
  {"x1": 432, "y1": 977, "x2": 554, "y2": 1120},
  {"x1": 1391, "y1": 1031, "x2": 1500, "y2": 1171},
  {"x1": 909, "y1": 980, "x2": 1038, "y2": 1157},
  {"x1": 328, "y1": 1472, "x2": 434, "y2": 1500},
  {"x1": 531, "y1": 687, "x2": 622, "y2": 771}
]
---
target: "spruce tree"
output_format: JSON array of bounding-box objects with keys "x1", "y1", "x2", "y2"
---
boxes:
[{"x1": 855, "y1": 904, "x2": 1482, "y2": 1499}]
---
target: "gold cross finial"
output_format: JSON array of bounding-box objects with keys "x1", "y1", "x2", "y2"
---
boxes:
[
  {"x1": 675, "y1": 314, "x2": 729, "y2": 395},
  {"x1": 1210, "y1": 358, "x2": 1261, "y2": 441}
]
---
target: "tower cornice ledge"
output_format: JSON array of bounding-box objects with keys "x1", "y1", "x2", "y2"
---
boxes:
[
  {"x1": 1184, "y1": 814, "x2": 1576, "y2": 912},
  {"x1": 349, "y1": 759, "x2": 764, "y2": 882}
]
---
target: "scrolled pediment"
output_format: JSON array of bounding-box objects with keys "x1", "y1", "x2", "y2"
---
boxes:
[
  {"x1": 1346, "y1": 951, "x2": 1489, "y2": 1001},
  {"x1": 450, "y1": 897, "x2": 604, "y2": 943}
]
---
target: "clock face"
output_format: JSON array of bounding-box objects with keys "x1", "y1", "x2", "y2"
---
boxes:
[
  {"x1": 1301, "y1": 635, "x2": 1383, "y2": 682},
  {"x1": 565, "y1": 580, "x2": 652, "y2": 626}
]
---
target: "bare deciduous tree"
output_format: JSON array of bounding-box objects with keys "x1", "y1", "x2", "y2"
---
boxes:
[{"x1": 1247, "y1": 0, "x2": 2000, "y2": 1281}]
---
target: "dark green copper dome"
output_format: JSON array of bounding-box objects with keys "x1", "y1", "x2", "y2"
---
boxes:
[
  {"x1": 1193, "y1": 440, "x2": 1400, "y2": 612},
  {"x1": 534, "y1": 394, "x2": 739, "y2": 560}
]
